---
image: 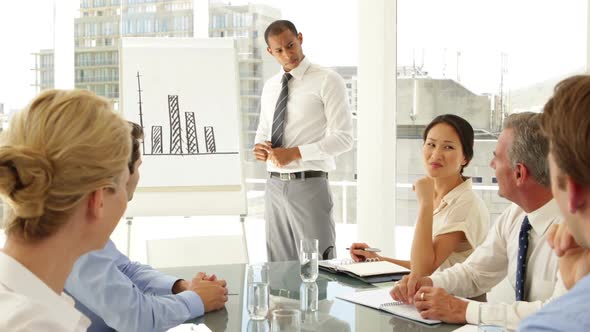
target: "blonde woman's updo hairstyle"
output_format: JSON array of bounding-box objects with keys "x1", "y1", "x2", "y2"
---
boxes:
[{"x1": 0, "y1": 89, "x2": 131, "y2": 241}]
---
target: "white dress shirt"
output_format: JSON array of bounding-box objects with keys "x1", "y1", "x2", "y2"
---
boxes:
[
  {"x1": 432, "y1": 178, "x2": 490, "y2": 271},
  {"x1": 0, "y1": 251, "x2": 90, "y2": 332},
  {"x1": 255, "y1": 56, "x2": 353, "y2": 173},
  {"x1": 430, "y1": 200, "x2": 565, "y2": 331}
]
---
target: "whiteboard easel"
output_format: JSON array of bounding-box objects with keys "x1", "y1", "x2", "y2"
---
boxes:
[{"x1": 119, "y1": 37, "x2": 248, "y2": 258}]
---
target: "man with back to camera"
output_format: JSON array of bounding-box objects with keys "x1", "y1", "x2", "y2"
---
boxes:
[
  {"x1": 391, "y1": 113, "x2": 567, "y2": 330},
  {"x1": 518, "y1": 75, "x2": 590, "y2": 331},
  {"x1": 253, "y1": 20, "x2": 353, "y2": 262},
  {"x1": 65, "y1": 122, "x2": 229, "y2": 332}
]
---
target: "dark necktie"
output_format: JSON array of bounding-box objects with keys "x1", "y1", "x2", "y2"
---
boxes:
[
  {"x1": 271, "y1": 73, "x2": 292, "y2": 148},
  {"x1": 515, "y1": 216, "x2": 531, "y2": 301}
]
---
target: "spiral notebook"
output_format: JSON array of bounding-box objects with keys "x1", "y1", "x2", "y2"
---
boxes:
[
  {"x1": 337, "y1": 288, "x2": 441, "y2": 325},
  {"x1": 319, "y1": 258, "x2": 410, "y2": 283}
]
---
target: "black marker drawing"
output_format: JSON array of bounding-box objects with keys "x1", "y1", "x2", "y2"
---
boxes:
[
  {"x1": 151, "y1": 126, "x2": 163, "y2": 154},
  {"x1": 168, "y1": 95, "x2": 184, "y2": 155},
  {"x1": 185, "y1": 112, "x2": 199, "y2": 154},
  {"x1": 205, "y1": 126, "x2": 216, "y2": 153},
  {"x1": 136, "y1": 71, "x2": 237, "y2": 156},
  {"x1": 136, "y1": 72, "x2": 146, "y2": 154}
]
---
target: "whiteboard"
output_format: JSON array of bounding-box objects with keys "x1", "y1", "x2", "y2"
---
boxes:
[{"x1": 119, "y1": 37, "x2": 247, "y2": 216}]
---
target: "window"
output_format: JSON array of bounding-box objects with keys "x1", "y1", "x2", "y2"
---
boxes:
[{"x1": 395, "y1": 0, "x2": 587, "y2": 255}]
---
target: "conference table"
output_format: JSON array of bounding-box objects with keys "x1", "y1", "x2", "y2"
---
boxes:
[{"x1": 160, "y1": 261, "x2": 463, "y2": 332}]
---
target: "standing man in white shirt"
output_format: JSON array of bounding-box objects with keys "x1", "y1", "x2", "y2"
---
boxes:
[
  {"x1": 391, "y1": 112, "x2": 566, "y2": 330},
  {"x1": 253, "y1": 20, "x2": 353, "y2": 262}
]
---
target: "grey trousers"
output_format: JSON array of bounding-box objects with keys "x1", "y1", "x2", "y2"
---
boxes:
[{"x1": 265, "y1": 175, "x2": 336, "y2": 262}]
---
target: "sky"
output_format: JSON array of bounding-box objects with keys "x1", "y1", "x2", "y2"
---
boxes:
[
  {"x1": 0, "y1": 0, "x2": 55, "y2": 112},
  {"x1": 0, "y1": 0, "x2": 587, "y2": 111}
]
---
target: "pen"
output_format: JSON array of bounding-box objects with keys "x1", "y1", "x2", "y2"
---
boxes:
[{"x1": 345, "y1": 247, "x2": 381, "y2": 252}]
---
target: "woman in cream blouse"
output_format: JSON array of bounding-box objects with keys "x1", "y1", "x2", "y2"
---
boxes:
[
  {"x1": 0, "y1": 89, "x2": 131, "y2": 331},
  {"x1": 350, "y1": 114, "x2": 489, "y2": 277}
]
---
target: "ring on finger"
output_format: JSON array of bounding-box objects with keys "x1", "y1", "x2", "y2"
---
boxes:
[{"x1": 420, "y1": 292, "x2": 425, "y2": 301}]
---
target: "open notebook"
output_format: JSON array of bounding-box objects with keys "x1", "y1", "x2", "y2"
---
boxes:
[
  {"x1": 337, "y1": 288, "x2": 441, "y2": 325},
  {"x1": 319, "y1": 259, "x2": 410, "y2": 283}
]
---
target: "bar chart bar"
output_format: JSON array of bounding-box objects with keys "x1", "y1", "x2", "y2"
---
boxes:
[
  {"x1": 205, "y1": 126, "x2": 216, "y2": 153},
  {"x1": 185, "y1": 112, "x2": 199, "y2": 154},
  {"x1": 151, "y1": 126, "x2": 163, "y2": 154},
  {"x1": 168, "y1": 95, "x2": 183, "y2": 154}
]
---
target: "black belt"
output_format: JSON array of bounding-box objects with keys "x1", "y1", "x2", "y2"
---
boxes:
[{"x1": 269, "y1": 171, "x2": 327, "y2": 181}]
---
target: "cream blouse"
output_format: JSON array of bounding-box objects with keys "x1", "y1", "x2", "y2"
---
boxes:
[{"x1": 431, "y1": 178, "x2": 490, "y2": 271}]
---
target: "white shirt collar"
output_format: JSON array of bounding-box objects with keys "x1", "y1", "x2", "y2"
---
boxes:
[
  {"x1": 281, "y1": 56, "x2": 311, "y2": 81},
  {"x1": 0, "y1": 251, "x2": 89, "y2": 330},
  {"x1": 441, "y1": 178, "x2": 473, "y2": 204},
  {"x1": 526, "y1": 199, "x2": 560, "y2": 236}
]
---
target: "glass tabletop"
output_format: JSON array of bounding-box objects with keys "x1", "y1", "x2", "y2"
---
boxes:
[{"x1": 160, "y1": 261, "x2": 463, "y2": 331}]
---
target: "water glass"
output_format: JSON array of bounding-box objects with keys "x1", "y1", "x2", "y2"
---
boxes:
[
  {"x1": 271, "y1": 309, "x2": 301, "y2": 332},
  {"x1": 248, "y1": 264, "x2": 270, "y2": 320},
  {"x1": 247, "y1": 319, "x2": 270, "y2": 332},
  {"x1": 299, "y1": 282, "x2": 318, "y2": 313},
  {"x1": 478, "y1": 303, "x2": 507, "y2": 332},
  {"x1": 299, "y1": 239, "x2": 319, "y2": 282}
]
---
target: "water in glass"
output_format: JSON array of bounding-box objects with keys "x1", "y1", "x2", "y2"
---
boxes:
[
  {"x1": 248, "y1": 282, "x2": 269, "y2": 320},
  {"x1": 299, "y1": 282, "x2": 318, "y2": 312},
  {"x1": 299, "y1": 239, "x2": 319, "y2": 282}
]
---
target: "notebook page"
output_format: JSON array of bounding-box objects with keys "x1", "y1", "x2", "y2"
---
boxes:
[
  {"x1": 451, "y1": 325, "x2": 478, "y2": 332},
  {"x1": 340, "y1": 261, "x2": 409, "y2": 277},
  {"x1": 337, "y1": 288, "x2": 441, "y2": 325}
]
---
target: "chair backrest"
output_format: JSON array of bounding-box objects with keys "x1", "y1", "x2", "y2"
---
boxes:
[{"x1": 146, "y1": 235, "x2": 248, "y2": 268}]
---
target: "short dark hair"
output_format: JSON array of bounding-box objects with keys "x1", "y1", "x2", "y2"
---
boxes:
[
  {"x1": 542, "y1": 75, "x2": 590, "y2": 188},
  {"x1": 264, "y1": 20, "x2": 298, "y2": 46},
  {"x1": 423, "y1": 114, "x2": 474, "y2": 175},
  {"x1": 128, "y1": 121, "x2": 144, "y2": 174}
]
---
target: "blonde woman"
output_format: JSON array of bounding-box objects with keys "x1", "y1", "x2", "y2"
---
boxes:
[
  {"x1": 0, "y1": 89, "x2": 131, "y2": 331},
  {"x1": 350, "y1": 114, "x2": 489, "y2": 277}
]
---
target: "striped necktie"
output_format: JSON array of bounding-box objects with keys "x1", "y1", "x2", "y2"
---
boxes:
[
  {"x1": 271, "y1": 73, "x2": 292, "y2": 148},
  {"x1": 515, "y1": 216, "x2": 531, "y2": 301}
]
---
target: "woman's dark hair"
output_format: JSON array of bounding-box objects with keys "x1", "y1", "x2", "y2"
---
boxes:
[{"x1": 423, "y1": 114, "x2": 474, "y2": 174}]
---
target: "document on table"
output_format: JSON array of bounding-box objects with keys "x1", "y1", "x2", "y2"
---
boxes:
[
  {"x1": 452, "y1": 324, "x2": 478, "y2": 332},
  {"x1": 319, "y1": 259, "x2": 409, "y2": 283},
  {"x1": 166, "y1": 323, "x2": 212, "y2": 332},
  {"x1": 337, "y1": 288, "x2": 441, "y2": 325}
]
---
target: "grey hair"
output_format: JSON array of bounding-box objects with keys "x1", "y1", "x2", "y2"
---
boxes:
[{"x1": 503, "y1": 112, "x2": 550, "y2": 187}]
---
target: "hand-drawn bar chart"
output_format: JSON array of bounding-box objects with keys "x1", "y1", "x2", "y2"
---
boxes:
[{"x1": 136, "y1": 71, "x2": 236, "y2": 156}]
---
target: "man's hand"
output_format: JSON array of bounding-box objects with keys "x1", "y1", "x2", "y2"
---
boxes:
[
  {"x1": 190, "y1": 274, "x2": 228, "y2": 312},
  {"x1": 253, "y1": 141, "x2": 272, "y2": 162},
  {"x1": 268, "y1": 147, "x2": 301, "y2": 167},
  {"x1": 349, "y1": 242, "x2": 380, "y2": 262},
  {"x1": 172, "y1": 279, "x2": 190, "y2": 294},
  {"x1": 546, "y1": 223, "x2": 590, "y2": 289},
  {"x1": 174, "y1": 272, "x2": 219, "y2": 294},
  {"x1": 547, "y1": 223, "x2": 579, "y2": 257},
  {"x1": 413, "y1": 287, "x2": 468, "y2": 324},
  {"x1": 559, "y1": 247, "x2": 590, "y2": 289},
  {"x1": 390, "y1": 274, "x2": 433, "y2": 304}
]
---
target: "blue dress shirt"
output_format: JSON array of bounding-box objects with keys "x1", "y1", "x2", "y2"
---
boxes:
[
  {"x1": 518, "y1": 274, "x2": 590, "y2": 331},
  {"x1": 65, "y1": 240, "x2": 204, "y2": 332}
]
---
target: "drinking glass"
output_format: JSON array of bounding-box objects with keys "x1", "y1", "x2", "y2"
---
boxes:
[
  {"x1": 247, "y1": 264, "x2": 270, "y2": 320},
  {"x1": 299, "y1": 239, "x2": 319, "y2": 282},
  {"x1": 478, "y1": 303, "x2": 507, "y2": 332},
  {"x1": 271, "y1": 309, "x2": 301, "y2": 332},
  {"x1": 247, "y1": 319, "x2": 270, "y2": 332},
  {"x1": 299, "y1": 282, "x2": 318, "y2": 313}
]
